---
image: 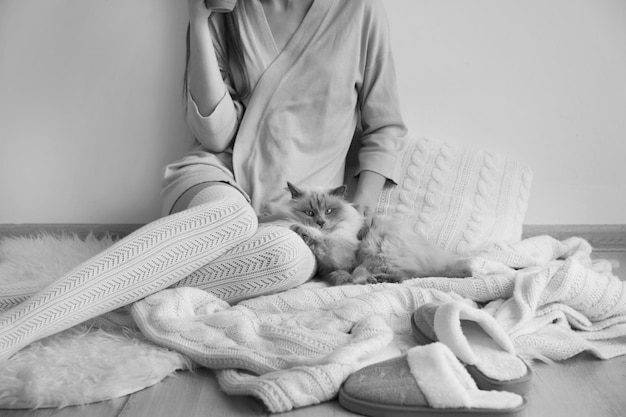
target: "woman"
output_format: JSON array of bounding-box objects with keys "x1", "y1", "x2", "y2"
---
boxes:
[{"x1": 0, "y1": 0, "x2": 406, "y2": 361}]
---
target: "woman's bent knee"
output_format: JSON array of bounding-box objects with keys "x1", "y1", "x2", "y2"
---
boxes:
[
  {"x1": 174, "y1": 224, "x2": 316, "y2": 303},
  {"x1": 168, "y1": 182, "x2": 249, "y2": 215},
  {"x1": 266, "y1": 225, "x2": 316, "y2": 287}
]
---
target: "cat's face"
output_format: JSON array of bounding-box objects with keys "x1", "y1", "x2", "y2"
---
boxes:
[{"x1": 286, "y1": 182, "x2": 349, "y2": 231}]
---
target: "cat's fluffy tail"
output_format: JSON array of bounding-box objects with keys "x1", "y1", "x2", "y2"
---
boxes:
[{"x1": 434, "y1": 257, "x2": 473, "y2": 278}]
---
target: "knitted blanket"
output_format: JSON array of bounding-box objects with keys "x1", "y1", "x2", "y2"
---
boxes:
[{"x1": 130, "y1": 235, "x2": 626, "y2": 413}]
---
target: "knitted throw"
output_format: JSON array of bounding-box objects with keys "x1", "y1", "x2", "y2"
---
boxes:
[{"x1": 131, "y1": 235, "x2": 626, "y2": 413}]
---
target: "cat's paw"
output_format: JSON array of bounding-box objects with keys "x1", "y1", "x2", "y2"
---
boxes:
[
  {"x1": 326, "y1": 270, "x2": 353, "y2": 286},
  {"x1": 350, "y1": 265, "x2": 376, "y2": 285},
  {"x1": 290, "y1": 225, "x2": 313, "y2": 244},
  {"x1": 352, "y1": 274, "x2": 379, "y2": 285},
  {"x1": 371, "y1": 273, "x2": 403, "y2": 284},
  {"x1": 365, "y1": 275, "x2": 380, "y2": 284}
]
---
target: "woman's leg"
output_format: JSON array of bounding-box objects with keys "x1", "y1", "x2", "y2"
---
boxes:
[
  {"x1": 173, "y1": 224, "x2": 316, "y2": 303},
  {"x1": 173, "y1": 184, "x2": 317, "y2": 304},
  {"x1": 0, "y1": 281, "x2": 45, "y2": 313},
  {"x1": 0, "y1": 185, "x2": 256, "y2": 360},
  {"x1": 0, "y1": 227, "x2": 316, "y2": 310},
  {"x1": 0, "y1": 182, "x2": 239, "y2": 312}
]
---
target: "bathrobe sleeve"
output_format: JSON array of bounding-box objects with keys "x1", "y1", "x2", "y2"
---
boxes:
[
  {"x1": 185, "y1": 16, "x2": 245, "y2": 151},
  {"x1": 354, "y1": 1, "x2": 407, "y2": 183}
]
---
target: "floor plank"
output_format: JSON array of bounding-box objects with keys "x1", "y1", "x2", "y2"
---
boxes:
[
  {"x1": 5, "y1": 341, "x2": 626, "y2": 417},
  {"x1": 116, "y1": 369, "x2": 265, "y2": 417},
  {"x1": 523, "y1": 224, "x2": 626, "y2": 251},
  {"x1": 527, "y1": 353, "x2": 626, "y2": 417},
  {"x1": 0, "y1": 397, "x2": 127, "y2": 417}
]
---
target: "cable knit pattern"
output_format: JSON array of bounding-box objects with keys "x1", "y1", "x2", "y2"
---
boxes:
[
  {"x1": 129, "y1": 235, "x2": 626, "y2": 412},
  {"x1": 460, "y1": 151, "x2": 495, "y2": 254},
  {"x1": 377, "y1": 137, "x2": 533, "y2": 254}
]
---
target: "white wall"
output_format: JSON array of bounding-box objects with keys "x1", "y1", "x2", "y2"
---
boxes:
[
  {"x1": 388, "y1": 0, "x2": 626, "y2": 225},
  {"x1": 0, "y1": 0, "x2": 192, "y2": 223},
  {"x1": 1, "y1": 0, "x2": 625, "y2": 225}
]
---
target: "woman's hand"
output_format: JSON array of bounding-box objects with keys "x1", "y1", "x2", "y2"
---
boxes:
[
  {"x1": 352, "y1": 170, "x2": 385, "y2": 215},
  {"x1": 352, "y1": 170, "x2": 386, "y2": 239}
]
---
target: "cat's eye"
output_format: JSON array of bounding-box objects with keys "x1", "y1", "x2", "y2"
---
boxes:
[
  {"x1": 325, "y1": 208, "x2": 333, "y2": 215},
  {"x1": 305, "y1": 210, "x2": 314, "y2": 217}
]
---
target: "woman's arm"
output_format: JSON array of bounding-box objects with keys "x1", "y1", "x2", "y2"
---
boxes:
[
  {"x1": 353, "y1": 1, "x2": 407, "y2": 208},
  {"x1": 352, "y1": 170, "x2": 386, "y2": 215},
  {"x1": 186, "y1": 0, "x2": 239, "y2": 152}
]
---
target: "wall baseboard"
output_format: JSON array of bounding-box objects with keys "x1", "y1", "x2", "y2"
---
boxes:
[
  {"x1": 0, "y1": 224, "x2": 143, "y2": 240},
  {"x1": 522, "y1": 224, "x2": 626, "y2": 252},
  {"x1": 1, "y1": 224, "x2": 625, "y2": 251}
]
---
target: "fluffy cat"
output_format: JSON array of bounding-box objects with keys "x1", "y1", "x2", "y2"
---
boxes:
[
  {"x1": 282, "y1": 182, "x2": 363, "y2": 278},
  {"x1": 278, "y1": 183, "x2": 472, "y2": 285},
  {"x1": 328, "y1": 213, "x2": 473, "y2": 285}
]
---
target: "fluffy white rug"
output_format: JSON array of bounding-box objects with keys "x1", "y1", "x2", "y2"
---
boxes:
[{"x1": 0, "y1": 233, "x2": 194, "y2": 409}]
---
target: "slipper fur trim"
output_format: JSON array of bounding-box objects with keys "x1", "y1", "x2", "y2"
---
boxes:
[
  {"x1": 433, "y1": 302, "x2": 515, "y2": 366},
  {"x1": 406, "y1": 343, "x2": 524, "y2": 410}
]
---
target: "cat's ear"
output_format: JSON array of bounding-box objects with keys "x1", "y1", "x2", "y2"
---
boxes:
[
  {"x1": 330, "y1": 185, "x2": 347, "y2": 198},
  {"x1": 286, "y1": 182, "x2": 303, "y2": 199}
]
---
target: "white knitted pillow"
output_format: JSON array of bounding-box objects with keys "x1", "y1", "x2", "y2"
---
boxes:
[{"x1": 376, "y1": 137, "x2": 532, "y2": 254}]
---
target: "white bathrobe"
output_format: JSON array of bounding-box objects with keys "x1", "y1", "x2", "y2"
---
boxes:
[{"x1": 162, "y1": 0, "x2": 407, "y2": 214}]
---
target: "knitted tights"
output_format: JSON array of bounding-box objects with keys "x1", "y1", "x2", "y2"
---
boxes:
[
  {"x1": 173, "y1": 224, "x2": 315, "y2": 304},
  {"x1": 173, "y1": 185, "x2": 316, "y2": 303},
  {"x1": 0, "y1": 185, "x2": 315, "y2": 360}
]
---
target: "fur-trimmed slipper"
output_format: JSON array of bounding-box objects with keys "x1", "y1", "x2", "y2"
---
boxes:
[
  {"x1": 338, "y1": 343, "x2": 526, "y2": 417},
  {"x1": 411, "y1": 301, "x2": 532, "y2": 395}
]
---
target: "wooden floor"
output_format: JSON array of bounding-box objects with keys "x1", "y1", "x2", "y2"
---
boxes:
[{"x1": 1, "y1": 226, "x2": 625, "y2": 417}]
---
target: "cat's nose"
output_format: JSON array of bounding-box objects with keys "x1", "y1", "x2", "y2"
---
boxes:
[{"x1": 316, "y1": 219, "x2": 325, "y2": 227}]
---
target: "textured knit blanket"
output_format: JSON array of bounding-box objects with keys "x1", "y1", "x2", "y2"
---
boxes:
[{"x1": 129, "y1": 235, "x2": 626, "y2": 413}]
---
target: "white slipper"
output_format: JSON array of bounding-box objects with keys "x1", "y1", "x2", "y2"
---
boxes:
[
  {"x1": 339, "y1": 342, "x2": 526, "y2": 417},
  {"x1": 411, "y1": 301, "x2": 532, "y2": 395}
]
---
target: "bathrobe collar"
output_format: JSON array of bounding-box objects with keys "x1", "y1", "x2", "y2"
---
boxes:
[{"x1": 233, "y1": 0, "x2": 334, "y2": 209}]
